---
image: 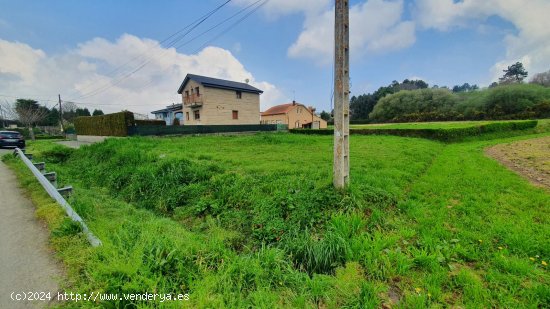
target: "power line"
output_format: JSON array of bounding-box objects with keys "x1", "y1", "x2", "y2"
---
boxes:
[
  {"x1": 106, "y1": 0, "x2": 268, "y2": 106},
  {"x1": 174, "y1": 0, "x2": 264, "y2": 50},
  {"x1": 70, "y1": 0, "x2": 233, "y2": 101},
  {"x1": 192, "y1": 0, "x2": 269, "y2": 53},
  {"x1": 67, "y1": 0, "x2": 233, "y2": 100}
]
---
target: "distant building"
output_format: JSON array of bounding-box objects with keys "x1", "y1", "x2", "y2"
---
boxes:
[
  {"x1": 151, "y1": 103, "x2": 183, "y2": 125},
  {"x1": 261, "y1": 101, "x2": 328, "y2": 129},
  {"x1": 177, "y1": 74, "x2": 263, "y2": 125}
]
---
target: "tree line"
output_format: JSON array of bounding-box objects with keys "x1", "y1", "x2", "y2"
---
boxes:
[
  {"x1": 319, "y1": 62, "x2": 550, "y2": 123},
  {"x1": 1, "y1": 98, "x2": 104, "y2": 139}
]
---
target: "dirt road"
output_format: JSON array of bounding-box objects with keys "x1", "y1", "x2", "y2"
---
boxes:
[{"x1": 0, "y1": 149, "x2": 62, "y2": 308}]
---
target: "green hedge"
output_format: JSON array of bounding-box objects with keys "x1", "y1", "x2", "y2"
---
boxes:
[
  {"x1": 290, "y1": 120, "x2": 538, "y2": 142},
  {"x1": 75, "y1": 111, "x2": 134, "y2": 136}
]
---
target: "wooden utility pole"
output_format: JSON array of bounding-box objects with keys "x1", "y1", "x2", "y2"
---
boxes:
[{"x1": 333, "y1": 0, "x2": 350, "y2": 188}]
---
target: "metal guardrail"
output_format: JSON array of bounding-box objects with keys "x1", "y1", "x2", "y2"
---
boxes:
[{"x1": 14, "y1": 148, "x2": 101, "y2": 247}]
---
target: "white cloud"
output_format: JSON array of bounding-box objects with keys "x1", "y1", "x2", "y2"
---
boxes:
[
  {"x1": 0, "y1": 35, "x2": 283, "y2": 115},
  {"x1": 0, "y1": 39, "x2": 45, "y2": 83},
  {"x1": 414, "y1": 0, "x2": 550, "y2": 82},
  {"x1": 287, "y1": 0, "x2": 416, "y2": 64}
]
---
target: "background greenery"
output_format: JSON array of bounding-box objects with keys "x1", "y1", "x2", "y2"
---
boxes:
[{"x1": 369, "y1": 84, "x2": 550, "y2": 122}]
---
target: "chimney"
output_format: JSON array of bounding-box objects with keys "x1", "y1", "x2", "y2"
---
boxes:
[{"x1": 292, "y1": 100, "x2": 296, "y2": 105}]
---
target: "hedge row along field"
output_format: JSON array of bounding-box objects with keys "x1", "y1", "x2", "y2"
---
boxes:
[
  {"x1": 292, "y1": 120, "x2": 538, "y2": 142},
  {"x1": 3, "y1": 127, "x2": 549, "y2": 307},
  {"x1": 74, "y1": 111, "x2": 136, "y2": 136}
]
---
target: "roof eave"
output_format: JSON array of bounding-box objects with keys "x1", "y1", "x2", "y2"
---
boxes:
[
  {"x1": 177, "y1": 76, "x2": 191, "y2": 94},
  {"x1": 203, "y1": 83, "x2": 263, "y2": 94}
]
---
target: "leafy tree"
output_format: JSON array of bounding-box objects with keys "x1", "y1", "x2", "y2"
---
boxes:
[
  {"x1": 530, "y1": 70, "x2": 550, "y2": 87},
  {"x1": 349, "y1": 79, "x2": 429, "y2": 121},
  {"x1": 452, "y1": 83, "x2": 479, "y2": 92},
  {"x1": 92, "y1": 109, "x2": 104, "y2": 116},
  {"x1": 37, "y1": 107, "x2": 59, "y2": 126},
  {"x1": 350, "y1": 94, "x2": 376, "y2": 120},
  {"x1": 369, "y1": 88, "x2": 457, "y2": 122},
  {"x1": 499, "y1": 62, "x2": 528, "y2": 84},
  {"x1": 319, "y1": 110, "x2": 331, "y2": 121},
  {"x1": 60, "y1": 101, "x2": 78, "y2": 123},
  {"x1": 75, "y1": 108, "x2": 91, "y2": 117},
  {"x1": 1, "y1": 99, "x2": 49, "y2": 140}
]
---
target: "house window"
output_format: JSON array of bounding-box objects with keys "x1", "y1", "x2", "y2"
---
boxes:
[
  {"x1": 186, "y1": 112, "x2": 190, "y2": 121},
  {"x1": 295, "y1": 121, "x2": 300, "y2": 128},
  {"x1": 232, "y1": 110, "x2": 239, "y2": 119},
  {"x1": 185, "y1": 90, "x2": 189, "y2": 98},
  {"x1": 195, "y1": 87, "x2": 200, "y2": 96},
  {"x1": 194, "y1": 110, "x2": 200, "y2": 120},
  {"x1": 236, "y1": 91, "x2": 242, "y2": 99}
]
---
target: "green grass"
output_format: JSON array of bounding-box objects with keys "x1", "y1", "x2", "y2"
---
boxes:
[
  {"x1": 350, "y1": 119, "x2": 539, "y2": 130},
  {"x1": 2, "y1": 127, "x2": 549, "y2": 308},
  {"x1": 351, "y1": 120, "x2": 498, "y2": 129}
]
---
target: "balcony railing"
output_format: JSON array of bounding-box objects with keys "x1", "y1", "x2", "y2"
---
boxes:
[{"x1": 184, "y1": 94, "x2": 203, "y2": 107}]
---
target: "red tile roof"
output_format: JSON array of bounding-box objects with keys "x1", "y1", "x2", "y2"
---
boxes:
[{"x1": 261, "y1": 103, "x2": 303, "y2": 116}]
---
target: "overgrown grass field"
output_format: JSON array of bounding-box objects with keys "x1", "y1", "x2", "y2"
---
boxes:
[{"x1": 3, "y1": 123, "x2": 549, "y2": 308}]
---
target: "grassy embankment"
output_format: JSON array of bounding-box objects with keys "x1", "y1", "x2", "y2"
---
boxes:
[
  {"x1": 351, "y1": 120, "x2": 514, "y2": 129},
  {"x1": 2, "y1": 120, "x2": 549, "y2": 308}
]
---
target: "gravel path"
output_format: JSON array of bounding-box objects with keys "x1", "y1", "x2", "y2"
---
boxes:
[{"x1": 0, "y1": 149, "x2": 62, "y2": 308}]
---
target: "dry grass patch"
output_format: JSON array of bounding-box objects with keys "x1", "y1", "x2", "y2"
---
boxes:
[{"x1": 486, "y1": 136, "x2": 550, "y2": 190}]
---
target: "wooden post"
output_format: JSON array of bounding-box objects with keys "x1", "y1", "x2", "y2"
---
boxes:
[{"x1": 333, "y1": 0, "x2": 350, "y2": 188}]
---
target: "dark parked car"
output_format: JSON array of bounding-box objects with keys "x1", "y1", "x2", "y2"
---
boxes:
[{"x1": 0, "y1": 131, "x2": 25, "y2": 149}]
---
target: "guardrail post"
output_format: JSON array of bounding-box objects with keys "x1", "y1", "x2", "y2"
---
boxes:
[
  {"x1": 44, "y1": 172, "x2": 57, "y2": 187},
  {"x1": 57, "y1": 186, "x2": 73, "y2": 197},
  {"x1": 33, "y1": 162, "x2": 46, "y2": 173}
]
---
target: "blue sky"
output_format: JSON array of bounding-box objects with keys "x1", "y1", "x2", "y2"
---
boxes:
[{"x1": 0, "y1": 0, "x2": 549, "y2": 115}]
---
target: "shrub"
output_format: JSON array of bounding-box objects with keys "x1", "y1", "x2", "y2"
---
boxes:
[
  {"x1": 369, "y1": 88, "x2": 457, "y2": 122},
  {"x1": 484, "y1": 84, "x2": 550, "y2": 117},
  {"x1": 41, "y1": 145, "x2": 75, "y2": 163},
  {"x1": 290, "y1": 120, "x2": 538, "y2": 142},
  {"x1": 74, "y1": 111, "x2": 134, "y2": 136},
  {"x1": 367, "y1": 84, "x2": 550, "y2": 122}
]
